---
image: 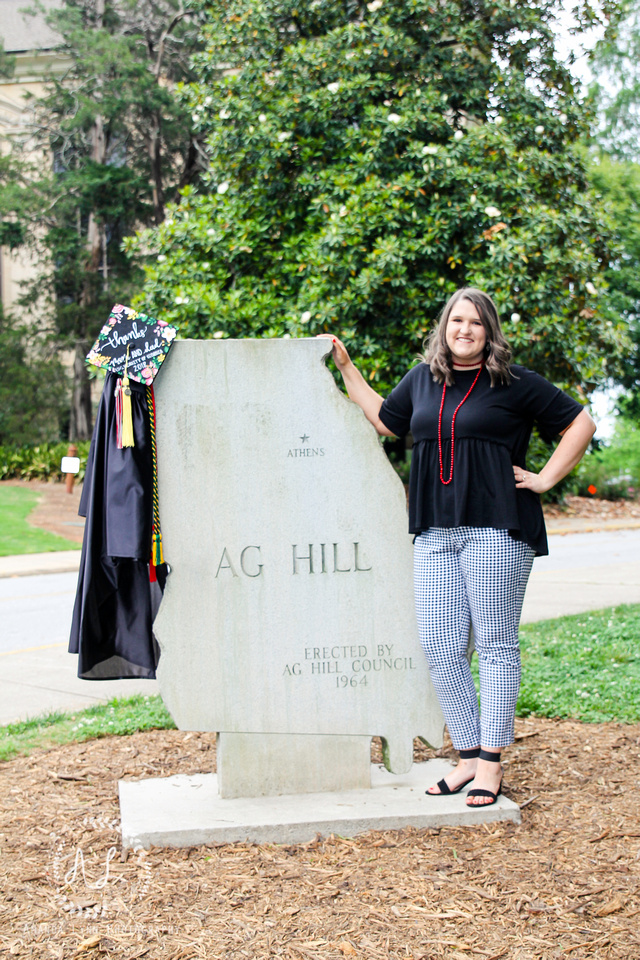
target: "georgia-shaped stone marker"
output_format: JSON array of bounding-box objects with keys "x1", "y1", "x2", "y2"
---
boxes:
[{"x1": 153, "y1": 339, "x2": 444, "y2": 798}]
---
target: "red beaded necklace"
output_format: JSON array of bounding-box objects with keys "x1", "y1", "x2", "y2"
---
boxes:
[{"x1": 438, "y1": 363, "x2": 485, "y2": 485}]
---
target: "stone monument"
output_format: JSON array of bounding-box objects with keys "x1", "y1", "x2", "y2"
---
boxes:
[{"x1": 119, "y1": 339, "x2": 521, "y2": 846}]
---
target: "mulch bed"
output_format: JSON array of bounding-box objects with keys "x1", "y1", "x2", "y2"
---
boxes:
[
  {"x1": 543, "y1": 496, "x2": 640, "y2": 522},
  {"x1": 1, "y1": 719, "x2": 639, "y2": 958}
]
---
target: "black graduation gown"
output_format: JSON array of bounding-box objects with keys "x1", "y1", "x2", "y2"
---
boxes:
[{"x1": 69, "y1": 373, "x2": 161, "y2": 680}]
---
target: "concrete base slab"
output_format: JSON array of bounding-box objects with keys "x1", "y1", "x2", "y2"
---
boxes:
[{"x1": 119, "y1": 759, "x2": 520, "y2": 849}]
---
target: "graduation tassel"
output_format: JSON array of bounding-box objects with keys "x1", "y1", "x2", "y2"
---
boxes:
[
  {"x1": 146, "y1": 383, "x2": 165, "y2": 582},
  {"x1": 120, "y1": 345, "x2": 135, "y2": 448},
  {"x1": 152, "y1": 529, "x2": 164, "y2": 566}
]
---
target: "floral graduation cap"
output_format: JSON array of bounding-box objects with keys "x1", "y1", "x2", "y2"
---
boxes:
[{"x1": 86, "y1": 304, "x2": 177, "y2": 386}]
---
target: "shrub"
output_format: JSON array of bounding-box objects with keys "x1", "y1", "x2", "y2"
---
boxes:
[{"x1": 0, "y1": 442, "x2": 90, "y2": 482}]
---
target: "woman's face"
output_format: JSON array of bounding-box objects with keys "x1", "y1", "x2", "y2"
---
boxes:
[{"x1": 445, "y1": 298, "x2": 487, "y2": 366}]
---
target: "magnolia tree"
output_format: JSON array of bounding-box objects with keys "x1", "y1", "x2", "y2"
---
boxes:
[{"x1": 131, "y1": 0, "x2": 626, "y2": 395}]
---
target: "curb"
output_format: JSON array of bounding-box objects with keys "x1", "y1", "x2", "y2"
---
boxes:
[{"x1": 0, "y1": 551, "x2": 81, "y2": 579}]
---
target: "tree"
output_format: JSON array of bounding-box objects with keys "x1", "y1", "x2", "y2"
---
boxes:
[
  {"x1": 590, "y1": 0, "x2": 640, "y2": 163},
  {"x1": 587, "y1": 155, "x2": 640, "y2": 422},
  {"x1": 0, "y1": 308, "x2": 68, "y2": 446},
  {"x1": 0, "y1": 0, "x2": 205, "y2": 439},
  {"x1": 587, "y1": 5, "x2": 640, "y2": 423},
  {"x1": 130, "y1": 0, "x2": 626, "y2": 398}
]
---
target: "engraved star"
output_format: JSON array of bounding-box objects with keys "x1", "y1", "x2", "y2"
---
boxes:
[{"x1": 300, "y1": 434, "x2": 310, "y2": 443}]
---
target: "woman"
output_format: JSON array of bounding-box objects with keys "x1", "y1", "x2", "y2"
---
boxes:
[{"x1": 319, "y1": 288, "x2": 595, "y2": 807}]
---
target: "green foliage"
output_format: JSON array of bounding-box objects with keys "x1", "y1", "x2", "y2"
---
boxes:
[
  {"x1": 516, "y1": 605, "x2": 640, "y2": 722},
  {"x1": 588, "y1": 155, "x2": 640, "y2": 421},
  {"x1": 590, "y1": 1, "x2": 640, "y2": 162},
  {"x1": 0, "y1": 485, "x2": 81, "y2": 556},
  {"x1": 0, "y1": 441, "x2": 90, "y2": 481},
  {"x1": 572, "y1": 416, "x2": 640, "y2": 499},
  {"x1": 0, "y1": 311, "x2": 69, "y2": 445},
  {"x1": 0, "y1": 695, "x2": 175, "y2": 762},
  {"x1": 130, "y1": 0, "x2": 626, "y2": 396}
]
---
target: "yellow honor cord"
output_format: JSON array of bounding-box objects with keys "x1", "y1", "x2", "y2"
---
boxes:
[{"x1": 121, "y1": 345, "x2": 135, "y2": 448}]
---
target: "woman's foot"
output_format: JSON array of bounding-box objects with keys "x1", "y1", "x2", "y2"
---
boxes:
[
  {"x1": 466, "y1": 748, "x2": 502, "y2": 806},
  {"x1": 426, "y1": 747, "x2": 479, "y2": 795}
]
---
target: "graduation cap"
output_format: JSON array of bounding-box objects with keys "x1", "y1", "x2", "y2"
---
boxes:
[
  {"x1": 86, "y1": 304, "x2": 177, "y2": 448},
  {"x1": 87, "y1": 303, "x2": 177, "y2": 384}
]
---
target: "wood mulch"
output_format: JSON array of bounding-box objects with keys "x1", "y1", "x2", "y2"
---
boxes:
[
  {"x1": 1, "y1": 718, "x2": 639, "y2": 958},
  {"x1": 543, "y1": 496, "x2": 640, "y2": 522}
]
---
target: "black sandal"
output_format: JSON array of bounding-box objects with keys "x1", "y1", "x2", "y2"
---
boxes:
[
  {"x1": 426, "y1": 747, "x2": 480, "y2": 796},
  {"x1": 466, "y1": 748, "x2": 502, "y2": 806}
]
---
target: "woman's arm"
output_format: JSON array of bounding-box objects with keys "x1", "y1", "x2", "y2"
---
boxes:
[
  {"x1": 317, "y1": 334, "x2": 396, "y2": 436},
  {"x1": 513, "y1": 408, "x2": 597, "y2": 494}
]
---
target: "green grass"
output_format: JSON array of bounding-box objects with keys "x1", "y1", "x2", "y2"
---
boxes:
[
  {"x1": 1, "y1": 606, "x2": 638, "y2": 763},
  {"x1": 516, "y1": 604, "x2": 640, "y2": 722},
  {"x1": 0, "y1": 694, "x2": 175, "y2": 762},
  {"x1": 468, "y1": 603, "x2": 640, "y2": 723},
  {"x1": 0, "y1": 485, "x2": 81, "y2": 556}
]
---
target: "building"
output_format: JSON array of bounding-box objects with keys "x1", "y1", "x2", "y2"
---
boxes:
[{"x1": 0, "y1": 0, "x2": 65, "y2": 313}]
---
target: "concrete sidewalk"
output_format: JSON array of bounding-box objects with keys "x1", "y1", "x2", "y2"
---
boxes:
[
  {"x1": 0, "y1": 550, "x2": 81, "y2": 578},
  {"x1": 0, "y1": 525, "x2": 638, "y2": 726}
]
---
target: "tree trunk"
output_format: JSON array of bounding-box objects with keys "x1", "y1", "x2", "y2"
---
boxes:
[
  {"x1": 70, "y1": 0, "x2": 107, "y2": 439},
  {"x1": 69, "y1": 340, "x2": 92, "y2": 441},
  {"x1": 149, "y1": 113, "x2": 165, "y2": 224}
]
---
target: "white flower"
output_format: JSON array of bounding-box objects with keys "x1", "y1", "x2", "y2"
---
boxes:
[
  {"x1": 469, "y1": 194, "x2": 477, "y2": 203},
  {"x1": 219, "y1": 108, "x2": 231, "y2": 119},
  {"x1": 327, "y1": 82, "x2": 340, "y2": 94},
  {"x1": 453, "y1": 129, "x2": 464, "y2": 141},
  {"x1": 175, "y1": 296, "x2": 184, "y2": 304},
  {"x1": 422, "y1": 145, "x2": 438, "y2": 155},
  {"x1": 259, "y1": 113, "x2": 267, "y2": 122},
  {"x1": 445, "y1": 158, "x2": 452, "y2": 167},
  {"x1": 192, "y1": 114, "x2": 200, "y2": 123},
  {"x1": 207, "y1": 228, "x2": 216, "y2": 236},
  {"x1": 495, "y1": 116, "x2": 504, "y2": 126},
  {"x1": 535, "y1": 124, "x2": 544, "y2": 134},
  {"x1": 367, "y1": 0, "x2": 383, "y2": 10},
  {"x1": 387, "y1": 113, "x2": 401, "y2": 123},
  {"x1": 559, "y1": 113, "x2": 567, "y2": 123},
  {"x1": 201, "y1": 262, "x2": 210, "y2": 269},
  {"x1": 511, "y1": 312, "x2": 521, "y2": 322},
  {"x1": 300, "y1": 311, "x2": 312, "y2": 323},
  {"x1": 157, "y1": 254, "x2": 166, "y2": 262},
  {"x1": 213, "y1": 331, "x2": 225, "y2": 339},
  {"x1": 277, "y1": 131, "x2": 292, "y2": 141},
  {"x1": 585, "y1": 281, "x2": 597, "y2": 296},
  {"x1": 217, "y1": 181, "x2": 230, "y2": 194},
  {"x1": 283, "y1": 333, "x2": 291, "y2": 339},
  {"x1": 484, "y1": 205, "x2": 501, "y2": 217},
  {"x1": 339, "y1": 205, "x2": 347, "y2": 217}
]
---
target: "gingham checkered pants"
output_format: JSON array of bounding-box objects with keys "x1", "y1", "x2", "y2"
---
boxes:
[{"x1": 414, "y1": 527, "x2": 534, "y2": 750}]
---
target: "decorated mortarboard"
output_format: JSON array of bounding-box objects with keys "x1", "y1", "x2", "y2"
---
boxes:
[
  {"x1": 86, "y1": 303, "x2": 177, "y2": 451},
  {"x1": 86, "y1": 303, "x2": 177, "y2": 385}
]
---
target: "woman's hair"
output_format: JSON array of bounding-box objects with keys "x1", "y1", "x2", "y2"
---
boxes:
[{"x1": 424, "y1": 287, "x2": 512, "y2": 386}]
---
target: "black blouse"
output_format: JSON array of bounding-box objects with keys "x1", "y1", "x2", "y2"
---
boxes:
[{"x1": 379, "y1": 363, "x2": 584, "y2": 556}]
